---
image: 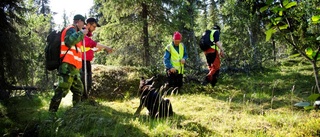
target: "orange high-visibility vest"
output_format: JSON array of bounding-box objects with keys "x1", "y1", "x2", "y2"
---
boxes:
[{"x1": 60, "y1": 26, "x2": 83, "y2": 69}]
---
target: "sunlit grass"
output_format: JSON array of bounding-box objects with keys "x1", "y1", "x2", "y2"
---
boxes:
[{"x1": 1, "y1": 58, "x2": 320, "y2": 136}]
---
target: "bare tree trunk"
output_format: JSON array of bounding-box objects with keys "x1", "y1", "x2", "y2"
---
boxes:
[
  {"x1": 142, "y1": 3, "x2": 149, "y2": 67},
  {"x1": 192, "y1": 31, "x2": 202, "y2": 70},
  {"x1": 272, "y1": 38, "x2": 276, "y2": 62},
  {"x1": 247, "y1": 26, "x2": 261, "y2": 69}
]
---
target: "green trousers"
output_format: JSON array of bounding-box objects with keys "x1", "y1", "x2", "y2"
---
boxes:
[{"x1": 49, "y1": 63, "x2": 83, "y2": 112}]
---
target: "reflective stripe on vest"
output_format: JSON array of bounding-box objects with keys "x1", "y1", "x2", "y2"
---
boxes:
[
  {"x1": 209, "y1": 30, "x2": 220, "y2": 51},
  {"x1": 166, "y1": 43, "x2": 184, "y2": 74},
  {"x1": 81, "y1": 46, "x2": 91, "y2": 52},
  {"x1": 60, "y1": 26, "x2": 83, "y2": 69}
]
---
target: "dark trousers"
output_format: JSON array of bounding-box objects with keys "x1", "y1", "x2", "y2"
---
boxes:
[
  {"x1": 166, "y1": 71, "x2": 183, "y2": 88},
  {"x1": 81, "y1": 60, "x2": 92, "y2": 100}
]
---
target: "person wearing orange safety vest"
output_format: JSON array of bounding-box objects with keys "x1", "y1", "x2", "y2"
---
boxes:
[
  {"x1": 49, "y1": 14, "x2": 88, "y2": 112},
  {"x1": 81, "y1": 18, "x2": 113, "y2": 100},
  {"x1": 163, "y1": 31, "x2": 188, "y2": 94},
  {"x1": 202, "y1": 25, "x2": 225, "y2": 87}
]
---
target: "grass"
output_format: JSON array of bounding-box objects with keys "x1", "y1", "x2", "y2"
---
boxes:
[{"x1": 1, "y1": 57, "x2": 320, "y2": 136}]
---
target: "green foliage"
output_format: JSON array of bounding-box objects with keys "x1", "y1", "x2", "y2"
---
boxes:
[
  {"x1": 259, "y1": 0, "x2": 320, "y2": 93},
  {"x1": 308, "y1": 94, "x2": 320, "y2": 101},
  {"x1": 262, "y1": 1, "x2": 297, "y2": 41},
  {"x1": 0, "y1": 0, "x2": 28, "y2": 90},
  {"x1": 305, "y1": 47, "x2": 320, "y2": 60},
  {"x1": 92, "y1": 0, "x2": 180, "y2": 66}
]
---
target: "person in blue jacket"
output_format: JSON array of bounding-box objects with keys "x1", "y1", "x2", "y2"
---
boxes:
[{"x1": 163, "y1": 31, "x2": 188, "y2": 94}]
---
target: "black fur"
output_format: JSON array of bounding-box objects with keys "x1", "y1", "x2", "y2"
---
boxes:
[{"x1": 134, "y1": 76, "x2": 173, "y2": 118}]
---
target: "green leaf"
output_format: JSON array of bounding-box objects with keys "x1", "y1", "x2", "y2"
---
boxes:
[
  {"x1": 283, "y1": 0, "x2": 289, "y2": 6},
  {"x1": 289, "y1": 53, "x2": 300, "y2": 58},
  {"x1": 266, "y1": 23, "x2": 273, "y2": 29},
  {"x1": 317, "y1": 36, "x2": 320, "y2": 41},
  {"x1": 266, "y1": 0, "x2": 273, "y2": 5},
  {"x1": 260, "y1": 5, "x2": 269, "y2": 12},
  {"x1": 308, "y1": 94, "x2": 320, "y2": 101},
  {"x1": 279, "y1": 24, "x2": 288, "y2": 30},
  {"x1": 305, "y1": 47, "x2": 313, "y2": 54},
  {"x1": 305, "y1": 47, "x2": 314, "y2": 58},
  {"x1": 285, "y1": 2, "x2": 297, "y2": 9},
  {"x1": 265, "y1": 29, "x2": 276, "y2": 41},
  {"x1": 312, "y1": 52, "x2": 317, "y2": 58},
  {"x1": 271, "y1": 7, "x2": 286, "y2": 13},
  {"x1": 271, "y1": 17, "x2": 282, "y2": 25},
  {"x1": 279, "y1": 11, "x2": 283, "y2": 16},
  {"x1": 304, "y1": 106, "x2": 315, "y2": 110},
  {"x1": 312, "y1": 15, "x2": 320, "y2": 22}
]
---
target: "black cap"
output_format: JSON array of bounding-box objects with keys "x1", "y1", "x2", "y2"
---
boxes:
[
  {"x1": 213, "y1": 25, "x2": 221, "y2": 30},
  {"x1": 86, "y1": 18, "x2": 101, "y2": 27},
  {"x1": 73, "y1": 14, "x2": 86, "y2": 23}
]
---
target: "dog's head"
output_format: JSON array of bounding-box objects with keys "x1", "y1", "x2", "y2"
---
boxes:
[{"x1": 139, "y1": 76, "x2": 155, "y2": 93}]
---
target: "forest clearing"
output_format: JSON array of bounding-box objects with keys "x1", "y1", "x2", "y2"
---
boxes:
[
  {"x1": 1, "y1": 0, "x2": 320, "y2": 136},
  {"x1": 1, "y1": 58, "x2": 320, "y2": 136}
]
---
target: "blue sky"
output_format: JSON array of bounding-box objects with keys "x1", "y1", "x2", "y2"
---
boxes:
[{"x1": 49, "y1": 0, "x2": 93, "y2": 26}]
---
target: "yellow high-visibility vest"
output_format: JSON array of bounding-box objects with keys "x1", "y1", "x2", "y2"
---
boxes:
[
  {"x1": 209, "y1": 30, "x2": 220, "y2": 51},
  {"x1": 165, "y1": 43, "x2": 184, "y2": 74}
]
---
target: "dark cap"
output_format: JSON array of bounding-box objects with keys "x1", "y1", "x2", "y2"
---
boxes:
[
  {"x1": 73, "y1": 14, "x2": 86, "y2": 23},
  {"x1": 86, "y1": 18, "x2": 101, "y2": 27},
  {"x1": 213, "y1": 25, "x2": 221, "y2": 30}
]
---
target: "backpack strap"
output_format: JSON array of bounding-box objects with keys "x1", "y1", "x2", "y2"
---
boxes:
[{"x1": 60, "y1": 26, "x2": 74, "y2": 60}]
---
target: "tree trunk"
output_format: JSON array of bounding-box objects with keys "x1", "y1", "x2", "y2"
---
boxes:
[
  {"x1": 247, "y1": 25, "x2": 262, "y2": 69},
  {"x1": 142, "y1": 3, "x2": 149, "y2": 67},
  {"x1": 312, "y1": 60, "x2": 320, "y2": 93},
  {"x1": 0, "y1": 58, "x2": 10, "y2": 100},
  {"x1": 272, "y1": 38, "x2": 276, "y2": 62}
]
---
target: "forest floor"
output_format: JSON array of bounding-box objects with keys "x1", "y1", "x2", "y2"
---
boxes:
[{"x1": 1, "y1": 57, "x2": 320, "y2": 137}]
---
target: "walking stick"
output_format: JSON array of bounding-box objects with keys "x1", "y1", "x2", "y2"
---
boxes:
[{"x1": 83, "y1": 38, "x2": 88, "y2": 99}]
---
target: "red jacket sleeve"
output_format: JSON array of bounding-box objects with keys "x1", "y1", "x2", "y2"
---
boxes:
[{"x1": 84, "y1": 36, "x2": 97, "y2": 48}]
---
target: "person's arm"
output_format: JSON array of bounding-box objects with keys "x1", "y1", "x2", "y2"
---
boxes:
[
  {"x1": 183, "y1": 44, "x2": 188, "y2": 60},
  {"x1": 96, "y1": 43, "x2": 113, "y2": 53},
  {"x1": 214, "y1": 31, "x2": 225, "y2": 57},
  {"x1": 64, "y1": 28, "x2": 85, "y2": 47}
]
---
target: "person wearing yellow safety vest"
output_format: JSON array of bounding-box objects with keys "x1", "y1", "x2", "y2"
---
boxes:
[
  {"x1": 81, "y1": 18, "x2": 113, "y2": 100},
  {"x1": 202, "y1": 25, "x2": 225, "y2": 87},
  {"x1": 163, "y1": 31, "x2": 188, "y2": 94},
  {"x1": 49, "y1": 14, "x2": 88, "y2": 112}
]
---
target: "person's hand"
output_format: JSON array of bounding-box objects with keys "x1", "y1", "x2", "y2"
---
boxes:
[
  {"x1": 105, "y1": 47, "x2": 113, "y2": 54},
  {"x1": 81, "y1": 28, "x2": 88, "y2": 35},
  {"x1": 169, "y1": 68, "x2": 176, "y2": 73},
  {"x1": 220, "y1": 49, "x2": 225, "y2": 58},
  {"x1": 180, "y1": 59, "x2": 186, "y2": 64}
]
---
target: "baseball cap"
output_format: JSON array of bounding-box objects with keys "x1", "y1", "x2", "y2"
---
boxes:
[
  {"x1": 213, "y1": 25, "x2": 221, "y2": 30},
  {"x1": 86, "y1": 18, "x2": 101, "y2": 27},
  {"x1": 73, "y1": 14, "x2": 86, "y2": 23}
]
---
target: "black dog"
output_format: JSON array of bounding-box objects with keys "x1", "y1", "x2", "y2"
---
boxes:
[{"x1": 134, "y1": 76, "x2": 173, "y2": 118}]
